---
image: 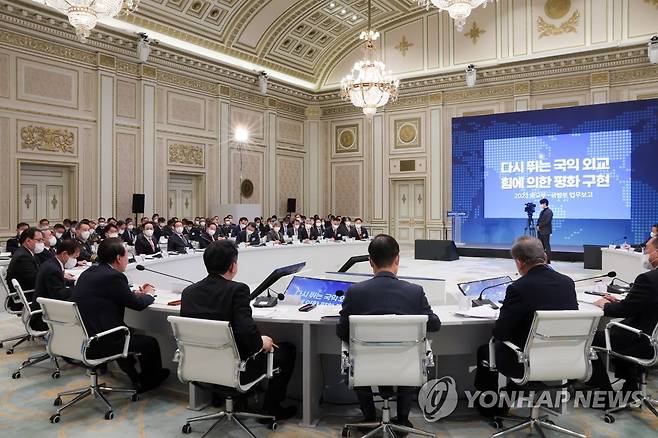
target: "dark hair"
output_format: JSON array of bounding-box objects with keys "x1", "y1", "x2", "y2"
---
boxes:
[
  {"x1": 97, "y1": 237, "x2": 126, "y2": 264},
  {"x1": 239, "y1": 216, "x2": 248, "y2": 222},
  {"x1": 54, "y1": 223, "x2": 65, "y2": 230},
  {"x1": 203, "y1": 240, "x2": 238, "y2": 275},
  {"x1": 540, "y1": 198, "x2": 549, "y2": 206},
  {"x1": 368, "y1": 234, "x2": 399, "y2": 267},
  {"x1": 104, "y1": 224, "x2": 119, "y2": 234},
  {"x1": 16, "y1": 222, "x2": 29, "y2": 230},
  {"x1": 39, "y1": 218, "x2": 49, "y2": 225},
  {"x1": 19, "y1": 227, "x2": 42, "y2": 244},
  {"x1": 116, "y1": 220, "x2": 125, "y2": 227},
  {"x1": 652, "y1": 223, "x2": 658, "y2": 230},
  {"x1": 247, "y1": 222, "x2": 257, "y2": 229},
  {"x1": 56, "y1": 239, "x2": 82, "y2": 255}
]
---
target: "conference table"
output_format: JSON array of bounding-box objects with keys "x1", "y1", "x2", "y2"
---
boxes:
[
  {"x1": 601, "y1": 247, "x2": 645, "y2": 283},
  {"x1": 63, "y1": 242, "x2": 608, "y2": 428}
]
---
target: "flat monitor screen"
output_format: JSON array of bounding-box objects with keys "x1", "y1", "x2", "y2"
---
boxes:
[
  {"x1": 457, "y1": 276, "x2": 513, "y2": 304},
  {"x1": 285, "y1": 276, "x2": 354, "y2": 306}
]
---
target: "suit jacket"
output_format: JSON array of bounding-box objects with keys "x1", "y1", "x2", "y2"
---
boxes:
[
  {"x1": 188, "y1": 226, "x2": 203, "y2": 242},
  {"x1": 180, "y1": 275, "x2": 263, "y2": 359},
  {"x1": 603, "y1": 269, "x2": 658, "y2": 339},
  {"x1": 167, "y1": 233, "x2": 192, "y2": 253},
  {"x1": 337, "y1": 224, "x2": 351, "y2": 238},
  {"x1": 6, "y1": 246, "x2": 40, "y2": 294},
  {"x1": 287, "y1": 226, "x2": 307, "y2": 240},
  {"x1": 135, "y1": 233, "x2": 160, "y2": 255},
  {"x1": 76, "y1": 238, "x2": 94, "y2": 262},
  {"x1": 198, "y1": 231, "x2": 218, "y2": 249},
  {"x1": 62, "y1": 228, "x2": 75, "y2": 241},
  {"x1": 349, "y1": 226, "x2": 369, "y2": 240},
  {"x1": 266, "y1": 229, "x2": 285, "y2": 243},
  {"x1": 37, "y1": 247, "x2": 56, "y2": 264},
  {"x1": 6, "y1": 236, "x2": 20, "y2": 255},
  {"x1": 337, "y1": 271, "x2": 441, "y2": 342},
  {"x1": 310, "y1": 226, "x2": 323, "y2": 240},
  {"x1": 121, "y1": 229, "x2": 136, "y2": 246},
  {"x1": 324, "y1": 226, "x2": 346, "y2": 240},
  {"x1": 537, "y1": 207, "x2": 553, "y2": 235},
  {"x1": 219, "y1": 224, "x2": 234, "y2": 238},
  {"x1": 493, "y1": 264, "x2": 577, "y2": 348},
  {"x1": 35, "y1": 257, "x2": 74, "y2": 301},
  {"x1": 236, "y1": 230, "x2": 260, "y2": 246},
  {"x1": 72, "y1": 264, "x2": 154, "y2": 340}
]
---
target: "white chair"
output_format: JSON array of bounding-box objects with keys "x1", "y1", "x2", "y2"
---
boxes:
[
  {"x1": 0, "y1": 267, "x2": 30, "y2": 353},
  {"x1": 599, "y1": 319, "x2": 658, "y2": 423},
  {"x1": 167, "y1": 315, "x2": 278, "y2": 437},
  {"x1": 37, "y1": 297, "x2": 139, "y2": 423},
  {"x1": 9, "y1": 279, "x2": 60, "y2": 379},
  {"x1": 487, "y1": 309, "x2": 602, "y2": 438},
  {"x1": 340, "y1": 314, "x2": 435, "y2": 438}
]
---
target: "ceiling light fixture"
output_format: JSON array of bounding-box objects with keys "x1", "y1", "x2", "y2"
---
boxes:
[
  {"x1": 340, "y1": 0, "x2": 399, "y2": 116},
  {"x1": 418, "y1": 0, "x2": 494, "y2": 32},
  {"x1": 38, "y1": 0, "x2": 140, "y2": 41}
]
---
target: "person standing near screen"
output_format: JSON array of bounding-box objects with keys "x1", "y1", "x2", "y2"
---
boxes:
[{"x1": 536, "y1": 198, "x2": 553, "y2": 263}]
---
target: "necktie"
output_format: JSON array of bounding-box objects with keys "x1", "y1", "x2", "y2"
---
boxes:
[{"x1": 148, "y1": 236, "x2": 155, "y2": 251}]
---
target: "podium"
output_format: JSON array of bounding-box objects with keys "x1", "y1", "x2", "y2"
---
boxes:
[{"x1": 447, "y1": 211, "x2": 466, "y2": 246}]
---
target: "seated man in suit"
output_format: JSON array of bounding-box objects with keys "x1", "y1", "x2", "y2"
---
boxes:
[
  {"x1": 337, "y1": 217, "x2": 352, "y2": 238},
  {"x1": 266, "y1": 222, "x2": 285, "y2": 244},
  {"x1": 104, "y1": 223, "x2": 120, "y2": 240},
  {"x1": 34, "y1": 239, "x2": 80, "y2": 302},
  {"x1": 311, "y1": 218, "x2": 324, "y2": 241},
  {"x1": 587, "y1": 236, "x2": 658, "y2": 401},
  {"x1": 6, "y1": 227, "x2": 45, "y2": 311},
  {"x1": 349, "y1": 218, "x2": 369, "y2": 240},
  {"x1": 135, "y1": 222, "x2": 161, "y2": 256},
  {"x1": 287, "y1": 218, "x2": 305, "y2": 241},
  {"x1": 72, "y1": 238, "x2": 169, "y2": 393},
  {"x1": 37, "y1": 229, "x2": 57, "y2": 264},
  {"x1": 473, "y1": 236, "x2": 578, "y2": 416},
  {"x1": 198, "y1": 223, "x2": 221, "y2": 249},
  {"x1": 236, "y1": 222, "x2": 261, "y2": 246},
  {"x1": 180, "y1": 240, "x2": 297, "y2": 420},
  {"x1": 74, "y1": 221, "x2": 94, "y2": 263},
  {"x1": 324, "y1": 217, "x2": 345, "y2": 241},
  {"x1": 337, "y1": 234, "x2": 441, "y2": 429},
  {"x1": 302, "y1": 219, "x2": 314, "y2": 242},
  {"x1": 167, "y1": 220, "x2": 193, "y2": 253},
  {"x1": 121, "y1": 219, "x2": 136, "y2": 246},
  {"x1": 6, "y1": 222, "x2": 29, "y2": 255}
]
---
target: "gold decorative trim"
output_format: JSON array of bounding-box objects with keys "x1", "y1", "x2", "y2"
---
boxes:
[
  {"x1": 230, "y1": 88, "x2": 266, "y2": 107},
  {"x1": 220, "y1": 85, "x2": 231, "y2": 96},
  {"x1": 465, "y1": 22, "x2": 486, "y2": 44},
  {"x1": 168, "y1": 143, "x2": 205, "y2": 167},
  {"x1": 537, "y1": 10, "x2": 580, "y2": 39},
  {"x1": 644, "y1": 0, "x2": 658, "y2": 8},
  {"x1": 514, "y1": 82, "x2": 530, "y2": 95},
  {"x1": 117, "y1": 60, "x2": 140, "y2": 76},
  {"x1": 428, "y1": 93, "x2": 442, "y2": 104},
  {"x1": 335, "y1": 125, "x2": 359, "y2": 154},
  {"x1": 590, "y1": 71, "x2": 610, "y2": 86},
  {"x1": 530, "y1": 75, "x2": 590, "y2": 93},
  {"x1": 0, "y1": 30, "x2": 96, "y2": 65},
  {"x1": 444, "y1": 84, "x2": 515, "y2": 103},
  {"x1": 98, "y1": 53, "x2": 117, "y2": 69},
  {"x1": 395, "y1": 118, "x2": 421, "y2": 149},
  {"x1": 20, "y1": 126, "x2": 74, "y2": 154},
  {"x1": 142, "y1": 65, "x2": 157, "y2": 79},
  {"x1": 157, "y1": 70, "x2": 218, "y2": 95},
  {"x1": 268, "y1": 97, "x2": 277, "y2": 108},
  {"x1": 610, "y1": 66, "x2": 658, "y2": 84},
  {"x1": 395, "y1": 36, "x2": 414, "y2": 56}
]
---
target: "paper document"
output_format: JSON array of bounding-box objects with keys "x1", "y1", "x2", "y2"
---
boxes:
[{"x1": 454, "y1": 306, "x2": 499, "y2": 319}]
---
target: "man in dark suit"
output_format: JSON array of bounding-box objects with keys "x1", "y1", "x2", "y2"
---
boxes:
[
  {"x1": 311, "y1": 219, "x2": 324, "y2": 241},
  {"x1": 266, "y1": 223, "x2": 285, "y2": 244},
  {"x1": 337, "y1": 217, "x2": 352, "y2": 238},
  {"x1": 324, "y1": 217, "x2": 345, "y2": 240},
  {"x1": 198, "y1": 223, "x2": 220, "y2": 249},
  {"x1": 121, "y1": 220, "x2": 137, "y2": 246},
  {"x1": 37, "y1": 229, "x2": 58, "y2": 264},
  {"x1": 6, "y1": 228, "x2": 44, "y2": 311},
  {"x1": 536, "y1": 198, "x2": 553, "y2": 262},
  {"x1": 337, "y1": 234, "x2": 441, "y2": 429},
  {"x1": 135, "y1": 222, "x2": 161, "y2": 256},
  {"x1": 473, "y1": 235, "x2": 577, "y2": 416},
  {"x1": 5, "y1": 222, "x2": 29, "y2": 255},
  {"x1": 167, "y1": 220, "x2": 193, "y2": 253},
  {"x1": 74, "y1": 221, "x2": 94, "y2": 263},
  {"x1": 180, "y1": 240, "x2": 297, "y2": 421},
  {"x1": 34, "y1": 239, "x2": 80, "y2": 302},
  {"x1": 236, "y1": 222, "x2": 261, "y2": 246},
  {"x1": 349, "y1": 218, "x2": 369, "y2": 240},
  {"x1": 287, "y1": 219, "x2": 305, "y2": 241},
  {"x1": 588, "y1": 237, "x2": 658, "y2": 400},
  {"x1": 72, "y1": 238, "x2": 169, "y2": 393}
]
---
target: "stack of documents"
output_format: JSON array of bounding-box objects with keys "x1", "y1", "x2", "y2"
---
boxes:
[{"x1": 454, "y1": 306, "x2": 499, "y2": 319}]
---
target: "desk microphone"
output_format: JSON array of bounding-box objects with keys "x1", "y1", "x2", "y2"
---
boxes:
[
  {"x1": 472, "y1": 281, "x2": 512, "y2": 309},
  {"x1": 335, "y1": 290, "x2": 345, "y2": 297},
  {"x1": 574, "y1": 271, "x2": 616, "y2": 282},
  {"x1": 135, "y1": 264, "x2": 194, "y2": 284}
]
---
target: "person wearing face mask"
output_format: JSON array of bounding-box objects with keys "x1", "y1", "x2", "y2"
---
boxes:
[
  {"x1": 122, "y1": 219, "x2": 136, "y2": 246},
  {"x1": 189, "y1": 218, "x2": 204, "y2": 242},
  {"x1": 349, "y1": 218, "x2": 369, "y2": 240},
  {"x1": 199, "y1": 223, "x2": 220, "y2": 249},
  {"x1": 96, "y1": 217, "x2": 107, "y2": 239},
  {"x1": 220, "y1": 216, "x2": 234, "y2": 238},
  {"x1": 6, "y1": 222, "x2": 29, "y2": 255},
  {"x1": 167, "y1": 220, "x2": 193, "y2": 253},
  {"x1": 472, "y1": 236, "x2": 577, "y2": 418},
  {"x1": 6, "y1": 228, "x2": 44, "y2": 311},
  {"x1": 75, "y1": 221, "x2": 94, "y2": 263},
  {"x1": 72, "y1": 238, "x2": 169, "y2": 393},
  {"x1": 287, "y1": 219, "x2": 304, "y2": 241},
  {"x1": 35, "y1": 239, "x2": 81, "y2": 302},
  {"x1": 587, "y1": 237, "x2": 658, "y2": 404},
  {"x1": 338, "y1": 217, "x2": 352, "y2": 238},
  {"x1": 237, "y1": 217, "x2": 249, "y2": 234},
  {"x1": 37, "y1": 229, "x2": 57, "y2": 263},
  {"x1": 644, "y1": 224, "x2": 658, "y2": 246},
  {"x1": 266, "y1": 222, "x2": 285, "y2": 244},
  {"x1": 104, "y1": 224, "x2": 120, "y2": 240},
  {"x1": 237, "y1": 222, "x2": 261, "y2": 246},
  {"x1": 301, "y1": 219, "x2": 314, "y2": 242},
  {"x1": 135, "y1": 222, "x2": 161, "y2": 256},
  {"x1": 311, "y1": 219, "x2": 324, "y2": 241},
  {"x1": 53, "y1": 223, "x2": 66, "y2": 242},
  {"x1": 324, "y1": 218, "x2": 344, "y2": 240}
]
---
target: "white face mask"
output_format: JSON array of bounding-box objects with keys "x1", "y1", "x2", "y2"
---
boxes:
[
  {"x1": 651, "y1": 232, "x2": 656, "y2": 238},
  {"x1": 34, "y1": 242, "x2": 45, "y2": 254},
  {"x1": 355, "y1": 224, "x2": 362, "y2": 229},
  {"x1": 316, "y1": 222, "x2": 322, "y2": 227},
  {"x1": 144, "y1": 229, "x2": 154, "y2": 237},
  {"x1": 98, "y1": 222, "x2": 106, "y2": 227},
  {"x1": 48, "y1": 236, "x2": 57, "y2": 246},
  {"x1": 240, "y1": 224, "x2": 246, "y2": 229},
  {"x1": 200, "y1": 222, "x2": 206, "y2": 227},
  {"x1": 225, "y1": 222, "x2": 231, "y2": 226},
  {"x1": 208, "y1": 229, "x2": 216, "y2": 236},
  {"x1": 642, "y1": 253, "x2": 655, "y2": 270},
  {"x1": 80, "y1": 231, "x2": 90, "y2": 241},
  {"x1": 55, "y1": 232, "x2": 63, "y2": 239},
  {"x1": 64, "y1": 256, "x2": 77, "y2": 269},
  {"x1": 333, "y1": 224, "x2": 338, "y2": 230},
  {"x1": 107, "y1": 233, "x2": 119, "y2": 239},
  {"x1": 305, "y1": 224, "x2": 311, "y2": 229},
  {"x1": 273, "y1": 227, "x2": 280, "y2": 233},
  {"x1": 346, "y1": 221, "x2": 351, "y2": 227},
  {"x1": 128, "y1": 225, "x2": 134, "y2": 230},
  {"x1": 175, "y1": 227, "x2": 184, "y2": 234},
  {"x1": 294, "y1": 225, "x2": 299, "y2": 229}
]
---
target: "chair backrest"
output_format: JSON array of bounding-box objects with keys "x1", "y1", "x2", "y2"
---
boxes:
[
  {"x1": 0, "y1": 266, "x2": 20, "y2": 315},
  {"x1": 11, "y1": 279, "x2": 47, "y2": 337},
  {"x1": 517, "y1": 309, "x2": 602, "y2": 385},
  {"x1": 37, "y1": 297, "x2": 89, "y2": 362},
  {"x1": 167, "y1": 315, "x2": 242, "y2": 389},
  {"x1": 348, "y1": 314, "x2": 429, "y2": 388}
]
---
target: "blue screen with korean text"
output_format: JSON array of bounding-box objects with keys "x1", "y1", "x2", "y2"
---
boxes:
[{"x1": 285, "y1": 276, "x2": 354, "y2": 306}]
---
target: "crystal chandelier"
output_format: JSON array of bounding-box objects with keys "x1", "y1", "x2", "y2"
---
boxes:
[
  {"x1": 40, "y1": 0, "x2": 140, "y2": 41},
  {"x1": 340, "y1": 0, "x2": 399, "y2": 116},
  {"x1": 418, "y1": 0, "x2": 493, "y2": 32}
]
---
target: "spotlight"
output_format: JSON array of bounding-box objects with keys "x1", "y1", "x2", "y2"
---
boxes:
[
  {"x1": 234, "y1": 127, "x2": 249, "y2": 143},
  {"x1": 465, "y1": 64, "x2": 477, "y2": 88},
  {"x1": 136, "y1": 32, "x2": 151, "y2": 63},
  {"x1": 258, "y1": 71, "x2": 268, "y2": 95},
  {"x1": 649, "y1": 36, "x2": 658, "y2": 64}
]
